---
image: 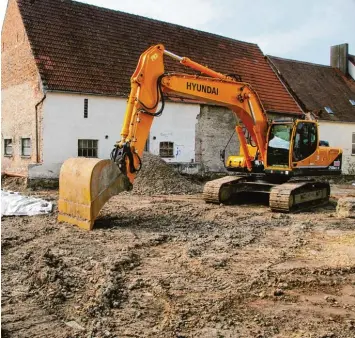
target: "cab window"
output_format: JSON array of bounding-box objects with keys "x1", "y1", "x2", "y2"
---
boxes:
[
  {"x1": 292, "y1": 122, "x2": 317, "y2": 161},
  {"x1": 267, "y1": 124, "x2": 293, "y2": 167}
]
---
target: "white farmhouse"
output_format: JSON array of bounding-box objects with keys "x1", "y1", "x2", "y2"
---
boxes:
[{"x1": 1, "y1": 0, "x2": 302, "y2": 179}]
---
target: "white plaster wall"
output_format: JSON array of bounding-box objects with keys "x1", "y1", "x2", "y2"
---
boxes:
[
  {"x1": 318, "y1": 121, "x2": 355, "y2": 174},
  {"x1": 148, "y1": 102, "x2": 199, "y2": 162},
  {"x1": 42, "y1": 92, "x2": 199, "y2": 164},
  {"x1": 348, "y1": 60, "x2": 355, "y2": 81}
]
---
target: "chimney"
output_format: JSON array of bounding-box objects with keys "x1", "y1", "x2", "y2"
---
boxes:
[{"x1": 330, "y1": 43, "x2": 348, "y2": 74}]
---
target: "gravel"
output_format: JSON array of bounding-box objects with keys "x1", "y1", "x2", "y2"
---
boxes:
[{"x1": 130, "y1": 152, "x2": 202, "y2": 195}]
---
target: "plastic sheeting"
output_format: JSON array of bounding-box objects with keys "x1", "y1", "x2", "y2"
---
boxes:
[{"x1": 1, "y1": 190, "x2": 53, "y2": 216}]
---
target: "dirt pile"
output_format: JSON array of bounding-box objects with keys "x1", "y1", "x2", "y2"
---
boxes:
[
  {"x1": 130, "y1": 152, "x2": 202, "y2": 195},
  {"x1": 1, "y1": 175, "x2": 27, "y2": 192},
  {"x1": 337, "y1": 197, "x2": 355, "y2": 218}
]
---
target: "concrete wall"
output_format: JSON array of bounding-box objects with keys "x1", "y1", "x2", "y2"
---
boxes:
[
  {"x1": 318, "y1": 121, "x2": 355, "y2": 174},
  {"x1": 196, "y1": 105, "x2": 240, "y2": 172},
  {"x1": 1, "y1": 0, "x2": 44, "y2": 175},
  {"x1": 42, "y1": 92, "x2": 199, "y2": 164}
]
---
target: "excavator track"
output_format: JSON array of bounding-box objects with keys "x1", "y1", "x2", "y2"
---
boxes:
[
  {"x1": 203, "y1": 176, "x2": 246, "y2": 203},
  {"x1": 269, "y1": 181, "x2": 330, "y2": 212}
]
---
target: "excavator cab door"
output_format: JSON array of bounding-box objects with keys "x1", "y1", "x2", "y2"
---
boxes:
[
  {"x1": 266, "y1": 123, "x2": 293, "y2": 168},
  {"x1": 291, "y1": 121, "x2": 318, "y2": 164}
]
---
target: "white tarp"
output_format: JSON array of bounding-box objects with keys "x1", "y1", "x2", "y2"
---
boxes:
[{"x1": 1, "y1": 190, "x2": 53, "y2": 216}]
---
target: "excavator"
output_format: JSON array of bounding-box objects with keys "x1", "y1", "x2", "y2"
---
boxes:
[{"x1": 58, "y1": 44, "x2": 343, "y2": 230}]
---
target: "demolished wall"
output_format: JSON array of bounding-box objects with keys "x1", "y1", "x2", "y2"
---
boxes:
[{"x1": 196, "y1": 105, "x2": 240, "y2": 173}]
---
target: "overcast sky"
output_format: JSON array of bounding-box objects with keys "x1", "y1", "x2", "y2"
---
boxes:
[{"x1": 1, "y1": 0, "x2": 354, "y2": 65}]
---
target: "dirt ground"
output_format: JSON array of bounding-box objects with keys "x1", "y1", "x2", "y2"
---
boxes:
[{"x1": 2, "y1": 180, "x2": 355, "y2": 338}]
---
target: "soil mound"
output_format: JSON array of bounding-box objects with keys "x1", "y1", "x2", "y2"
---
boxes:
[
  {"x1": 1, "y1": 175, "x2": 27, "y2": 192},
  {"x1": 130, "y1": 152, "x2": 202, "y2": 195}
]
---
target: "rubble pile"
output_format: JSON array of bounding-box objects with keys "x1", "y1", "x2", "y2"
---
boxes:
[
  {"x1": 337, "y1": 197, "x2": 355, "y2": 218},
  {"x1": 130, "y1": 152, "x2": 202, "y2": 195},
  {"x1": 1, "y1": 175, "x2": 27, "y2": 192}
]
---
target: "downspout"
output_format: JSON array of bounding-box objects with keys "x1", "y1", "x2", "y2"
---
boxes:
[{"x1": 35, "y1": 93, "x2": 46, "y2": 163}]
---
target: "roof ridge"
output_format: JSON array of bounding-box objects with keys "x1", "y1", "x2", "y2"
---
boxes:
[
  {"x1": 68, "y1": 0, "x2": 258, "y2": 48},
  {"x1": 267, "y1": 55, "x2": 331, "y2": 68}
]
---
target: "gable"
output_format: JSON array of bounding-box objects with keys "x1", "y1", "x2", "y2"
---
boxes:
[{"x1": 1, "y1": 0, "x2": 41, "y2": 90}]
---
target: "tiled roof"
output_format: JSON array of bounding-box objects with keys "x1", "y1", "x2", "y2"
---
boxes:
[
  {"x1": 268, "y1": 56, "x2": 355, "y2": 123},
  {"x1": 17, "y1": 0, "x2": 302, "y2": 114}
]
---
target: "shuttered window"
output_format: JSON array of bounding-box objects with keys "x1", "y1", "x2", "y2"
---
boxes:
[{"x1": 84, "y1": 98, "x2": 88, "y2": 118}]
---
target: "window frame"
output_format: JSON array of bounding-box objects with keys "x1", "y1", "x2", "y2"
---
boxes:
[
  {"x1": 78, "y1": 139, "x2": 98, "y2": 158},
  {"x1": 21, "y1": 138, "x2": 31, "y2": 157},
  {"x1": 159, "y1": 141, "x2": 174, "y2": 158},
  {"x1": 4, "y1": 138, "x2": 13, "y2": 157},
  {"x1": 324, "y1": 106, "x2": 334, "y2": 114},
  {"x1": 292, "y1": 122, "x2": 318, "y2": 162},
  {"x1": 352, "y1": 133, "x2": 355, "y2": 156}
]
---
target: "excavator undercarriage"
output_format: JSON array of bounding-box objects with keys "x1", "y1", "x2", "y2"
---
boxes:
[{"x1": 203, "y1": 175, "x2": 330, "y2": 212}]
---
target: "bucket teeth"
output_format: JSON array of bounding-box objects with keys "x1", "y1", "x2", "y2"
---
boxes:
[{"x1": 57, "y1": 158, "x2": 132, "y2": 230}]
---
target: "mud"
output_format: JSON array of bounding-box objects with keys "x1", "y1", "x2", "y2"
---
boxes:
[{"x1": 2, "y1": 181, "x2": 355, "y2": 337}]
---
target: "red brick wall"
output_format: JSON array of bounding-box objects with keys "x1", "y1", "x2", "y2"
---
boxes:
[{"x1": 1, "y1": 0, "x2": 44, "y2": 175}]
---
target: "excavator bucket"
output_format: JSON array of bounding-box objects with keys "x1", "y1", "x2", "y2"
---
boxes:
[{"x1": 57, "y1": 158, "x2": 132, "y2": 230}]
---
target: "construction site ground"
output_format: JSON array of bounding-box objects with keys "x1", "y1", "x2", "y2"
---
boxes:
[{"x1": 2, "y1": 178, "x2": 355, "y2": 337}]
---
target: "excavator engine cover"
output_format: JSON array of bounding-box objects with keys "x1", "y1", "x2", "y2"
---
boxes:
[{"x1": 58, "y1": 158, "x2": 132, "y2": 230}]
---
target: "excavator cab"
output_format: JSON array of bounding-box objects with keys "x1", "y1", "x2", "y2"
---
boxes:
[{"x1": 265, "y1": 120, "x2": 342, "y2": 176}]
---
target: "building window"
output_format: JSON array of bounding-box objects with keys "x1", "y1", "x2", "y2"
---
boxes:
[
  {"x1": 84, "y1": 98, "x2": 88, "y2": 118},
  {"x1": 21, "y1": 138, "x2": 31, "y2": 157},
  {"x1": 352, "y1": 133, "x2": 355, "y2": 155},
  {"x1": 4, "y1": 139, "x2": 13, "y2": 156},
  {"x1": 324, "y1": 106, "x2": 334, "y2": 114},
  {"x1": 159, "y1": 141, "x2": 174, "y2": 158},
  {"x1": 78, "y1": 139, "x2": 98, "y2": 158}
]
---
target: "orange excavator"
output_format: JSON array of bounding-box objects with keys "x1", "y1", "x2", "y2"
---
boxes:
[{"x1": 58, "y1": 44, "x2": 342, "y2": 230}]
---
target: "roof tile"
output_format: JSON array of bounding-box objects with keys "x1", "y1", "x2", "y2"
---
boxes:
[
  {"x1": 268, "y1": 56, "x2": 355, "y2": 122},
  {"x1": 18, "y1": 0, "x2": 301, "y2": 114}
]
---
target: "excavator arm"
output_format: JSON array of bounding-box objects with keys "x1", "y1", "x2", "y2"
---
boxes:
[
  {"x1": 113, "y1": 44, "x2": 268, "y2": 183},
  {"x1": 58, "y1": 44, "x2": 270, "y2": 230}
]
